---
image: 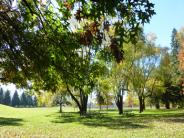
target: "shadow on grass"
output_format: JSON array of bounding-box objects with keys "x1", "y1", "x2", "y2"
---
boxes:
[
  {"x1": 0, "y1": 117, "x2": 23, "y2": 127},
  {"x1": 51, "y1": 112, "x2": 149, "y2": 129},
  {"x1": 50, "y1": 109, "x2": 184, "y2": 129},
  {"x1": 167, "y1": 118, "x2": 184, "y2": 123}
]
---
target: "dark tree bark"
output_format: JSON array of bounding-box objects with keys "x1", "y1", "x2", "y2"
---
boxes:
[
  {"x1": 155, "y1": 101, "x2": 160, "y2": 109},
  {"x1": 59, "y1": 95, "x2": 63, "y2": 113},
  {"x1": 116, "y1": 94, "x2": 123, "y2": 114},
  {"x1": 66, "y1": 85, "x2": 88, "y2": 116},
  {"x1": 165, "y1": 101, "x2": 170, "y2": 109},
  {"x1": 59, "y1": 103, "x2": 62, "y2": 113},
  {"x1": 116, "y1": 88, "x2": 123, "y2": 114},
  {"x1": 79, "y1": 89, "x2": 88, "y2": 116},
  {"x1": 143, "y1": 98, "x2": 145, "y2": 110},
  {"x1": 139, "y1": 96, "x2": 144, "y2": 113}
]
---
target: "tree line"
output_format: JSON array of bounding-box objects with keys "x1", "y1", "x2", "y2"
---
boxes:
[{"x1": 0, "y1": 88, "x2": 37, "y2": 107}]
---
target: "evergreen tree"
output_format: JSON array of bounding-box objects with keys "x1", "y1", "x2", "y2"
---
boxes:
[
  {"x1": 0, "y1": 88, "x2": 4, "y2": 104},
  {"x1": 33, "y1": 96, "x2": 38, "y2": 107},
  {"x1": 20, "y1": 92, "x2": 27, "y2": 107},
  {"x1": 170, "y1": 28, "x2": 180, "y2": 83},
  {"x1": 3, "y1": 90, "x2": 11, "y2": 106},
  {"x1": 11, "y1": 91, "x2": 20, "y2": 107},
  {"x1": 27, "y1": 95, "x2": 33, "y2": 107},
  {"x1": 171, "y1": 28, "x2": 180, "y2": 57}
]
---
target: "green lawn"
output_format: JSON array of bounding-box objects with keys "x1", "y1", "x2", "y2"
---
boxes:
[{"x1": 1, "y1": 105, "x2": 184, "y2": 138}]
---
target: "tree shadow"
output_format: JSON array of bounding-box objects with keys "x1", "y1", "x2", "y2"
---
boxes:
[
  {"x1": 0, "y1": 117, "x2": 23, "y2": 127},
  {"x1": 167, "y1": 118, "x2": 184, "y2": 123},
  {"x1": 51, "y1": 112, "x2": 149, "y2": 129},
  {"x1": 50, "y1": 109, "x2": 184, "y2": 129}
]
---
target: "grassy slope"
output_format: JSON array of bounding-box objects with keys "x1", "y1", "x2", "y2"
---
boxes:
[{"x1": 1, "y1": 104, "x2": 184, "y2": 138}]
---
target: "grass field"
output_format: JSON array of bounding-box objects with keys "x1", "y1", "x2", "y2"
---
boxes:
[{"x1": 1, "y1": 105, "x2": 184, "y2": 138}]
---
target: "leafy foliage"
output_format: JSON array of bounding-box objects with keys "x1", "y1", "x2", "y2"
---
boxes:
[{"x1": 0, "y1": 0, "x2": 155, "y2": 115}]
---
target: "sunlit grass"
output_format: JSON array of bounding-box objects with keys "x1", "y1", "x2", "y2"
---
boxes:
[{"x1": 1, "y1": 104, "x2": 184, "y2": 138}]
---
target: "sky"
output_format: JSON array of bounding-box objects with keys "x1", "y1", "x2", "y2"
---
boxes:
[{"x1": 144, "y1": 0, "x2": 184, "y2": 47}]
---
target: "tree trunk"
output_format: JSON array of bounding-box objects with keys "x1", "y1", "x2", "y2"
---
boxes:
[
  {"x1": 143, "y1": 98, "x2": 145, "y2": 110},
  {"x1": 139, "y1": 96, "x2": 144, "y2": 113},
  {"x1": 99, "y1": 104, "x2": 102, "y2": 111},
  {"x1": 116, "y1": 85, "x2": 125, "y2": 114},
  {"x1": 165, "y1": 101, "x2": 170, "y2": 109},
  {"x1": 155, "y1": 101, "x2": 160, "y2": 109},
  {"x1": 122, "y1": 92, "x2": 124, "y2": 113},
  {"x1": 67, "y1": 85, "x2": 88, "y2": 116},
  {"x1": 79, "y1": 90, "x2": 88, "y2": 116},
  {"x1": 116, "y1": 94, "x2": 123, "y2": 114},
  {"x1": 59, "y1": 103, "x2": 62, "y2": 113}
]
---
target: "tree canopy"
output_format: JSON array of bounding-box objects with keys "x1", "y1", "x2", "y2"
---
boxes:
[{"x1": 0, "y1": 0, "x2": 156, "y2": 115}]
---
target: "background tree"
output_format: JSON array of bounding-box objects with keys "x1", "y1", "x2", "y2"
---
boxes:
[
  {"x1": 32, "y1": 96, "x2": 38, "y2": 107},
  {"x1": 170, "y1": 28, "x2": 181, "y2": 87},
  {"x1": 177, "y1": 28, "x2": 184, "y2": 71},
  {"x1": 157, "y1": 50, "x2": 178, "y2": 109},
  {"x1": 96, "y1": 78, "x2": 113, "y2": 111},
  {"x1": 27, "y1": 95, "x2": 33, "y2": 107},
  {"x1": 20, "y1": 92, "x2": 27, "y2": 107},
  {"x1": 11, "y1": 90, "x2": 20, "y2": 107},
  {"x1": 171, "y1": 28, "x2": 180, "y2": 59},
  {"x1": 36, "y1": 92, "x2": 53, "y2": 107},
  {"x1": 3, "y1": 90, "x2": 11, "y2": 106},
  {"x1": 146, "y1": 77, "x2": 165, "y2": 109},
  {"x1": 125, "y1": 93, "x2": 140, "y2": 108},
  {"x1": 111, "y1": 62, "x2": 127, "y2": 114},
  {"x1": 52, "y1": 85, "x2": 71, "y2": 113},
  {"x1": 129, "y1": 36, "x2": 160, "y2": 113},
  {"x1": 96, "y1": 92, "x2": 105, "y2": 111},
  {"x1": 0, "y1": 88, "x2": 4, "y2": 104}
]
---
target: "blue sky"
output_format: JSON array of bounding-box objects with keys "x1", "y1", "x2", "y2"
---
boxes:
[{"x1": 144, "y1": 0, "x2": 184, "y2": 47}]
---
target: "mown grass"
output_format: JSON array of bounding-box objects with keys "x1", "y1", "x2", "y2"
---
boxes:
[{"x1": 1, "y1": 104, "x2": 184, "y2": 138}]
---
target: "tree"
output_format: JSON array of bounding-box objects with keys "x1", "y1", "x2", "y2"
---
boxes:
[
  {"x1": 0, "y1": 88, "x2": 4, "y2": 104},
  {"x1": 171, "y1": 28, "x2": 180, "y2": 58},
  {"x1": 111, "y1": 56, "x2": 131, "y2": 114},
  {"x1": 129, "y1": 36, "x2": 160, "y2": 113},
  {"x1": 20, "y1": 92, "x2": 27, "y2": 107},
  {"x1": 32, "y1": 96, "x2": 38, "y2": 107},
  {"x1": 146, "y1": 76, "x2": 165, "y2": 109},
  {"x1": 52, "y1": 86, "x2": 70, "y2": 113},
  {"x1": 0, "y1": 0, "x2": 155, "y2": 115},
  {"x1": 27, "y1": 95, "x2": 33, "y2": 107},
  {"x1": 96, "y1": 78, "x2": 113, "y2": 111},
  {"x1": 126, "y1": 93, "x2": 136, "y2": 108},
  {"x1": 110, "y1": 30, "x2": 153, "y2": 114},
  {"x1": 170, "y1": 28, "x2": 181, "y2": 85},
  {"x1": 11, "y1": 90, "x2": 20, "y2": 107},
  {"x1": 3, "y1": 90, "x2": 11, "y2": 106},
  {"x1": 157, "y1": 49, "x2": 183, "y2": 109},
  {"x1": 96, "y1": 92, "x2": 105, "y2": 111},
  {"x1": 177, "y1": 28, "x2": 184, "y2": 71}
]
